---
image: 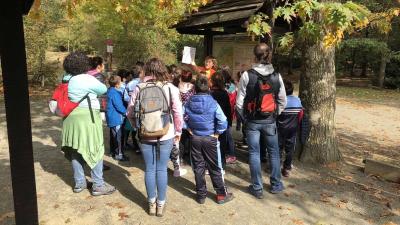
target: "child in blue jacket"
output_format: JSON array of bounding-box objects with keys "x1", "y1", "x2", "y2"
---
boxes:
[
  {"x1": 184, "y1": 76, "x2": 234, "y2": 205},
  {"x1": 106, "y1": 75, "x2": 129, "y2": 161}
]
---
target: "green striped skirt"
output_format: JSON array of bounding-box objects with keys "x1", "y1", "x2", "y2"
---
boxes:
[{"x1": 62, "y1": 107, "x2": 104, "y2": 169}]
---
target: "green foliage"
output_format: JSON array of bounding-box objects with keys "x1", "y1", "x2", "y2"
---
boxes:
[{"x1": 247, "y1": 13, "x2": 271, "y2": 39}]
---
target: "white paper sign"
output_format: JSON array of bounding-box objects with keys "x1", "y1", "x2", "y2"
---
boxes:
[
  {"x1": 106, "y1": 45, "x2": 113, "y2": 53},
  {"x1": 182, "y1": 46, "x2": 196, "y2": 64}
]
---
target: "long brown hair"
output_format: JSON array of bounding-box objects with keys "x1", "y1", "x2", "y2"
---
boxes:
[{"x1": 144, "y1": 58, "x2": 169, "y2": 82}]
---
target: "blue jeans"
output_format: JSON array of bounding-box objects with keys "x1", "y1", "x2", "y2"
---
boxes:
[
  {"x1": 140, "y1": 139, "x2": 173, "y2": 203},
  {"x1": 246, "y1": 121, "x2": 283, "y2": 192},
  {"x1": 71, "y1": 151, "x2": 104, "y2": 188}
]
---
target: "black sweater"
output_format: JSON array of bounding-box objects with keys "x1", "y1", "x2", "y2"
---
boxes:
[{"x1": 211, "y1": 89, "x2": 232, "y2": 127}]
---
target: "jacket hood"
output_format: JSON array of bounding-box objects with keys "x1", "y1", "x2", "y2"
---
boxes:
[
  {"x1": 179, "y1": 82, "x2": 194, "y2": 93},
  {"x1": 187, "y1": 94, "x2": 216, "y2": 114},
  {"x1": 252, "y1": 64, "x2": 275, "y2": 76}
]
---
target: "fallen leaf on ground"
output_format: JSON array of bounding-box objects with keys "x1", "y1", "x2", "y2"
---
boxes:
[
  {"x1": 291, "y1": 219, "x2": 304, "y2": 225},
  {"x1": 228, "y1": 212, "x2": 235, "y2": 217},
  {"x1": 344, "y1": 175, "x2": 353, "y2": 180},
  {"x1": 87, "y1": 206, "x2": 95, "y2": 211},
  {"x1": 288, "y1": 184, "x2": 296, "y2": 188},
  {"x1": 278, "y1": 206, "x2": 284, "y2": 210},
  {"x1": 170, "y1": 209, "x2": 180, "y2": 213},
  {"x1": 321, "y1": 193, "x2": 334, "y2": 198},
  {"x1": 381, "y1": 222, "x2": 398, "y2": 225},
  {"x1": 284, "y1": 192, "x2": 291, "y2": 197},
  {"x1": 340, "y1": 199, "x2": 349, "y2": 203},
  {"x1": 118, "y1": 212, "x2": 129, "y2": 221},
  {"x1": 320, "y1": 197, "x2": 331, "y2": 203},
  {"x1": 386, "y1": 202, "x2": 393, "y2": 210},
  {"x1": 325, "y1": 162, "x2": 338, "y2": 169},
  {"x1": 0, "y1": 212, "x2": 15, "y2": 223},
  {"x1": 106, "y1": 202, "x2": 126, "y2": 209},
  {"x1": 380, "y1": 210, "x2": 395, "y2": 217},
  {"x1": 53, "y1": 204, "x2": 59, "y2": 209},
  {"x1": 65, "y1": 218, "x2": 71, "y2": 223},
  {"x1": 336, "y1": 202, "x2": 346, "y2": 209}
]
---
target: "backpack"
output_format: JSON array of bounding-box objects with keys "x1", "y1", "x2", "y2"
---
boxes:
[
  {"x1": 246, "y1": 69, "x2": 280, "y2": 118},
  {"x1": 134, "y1": 81, "x2": 172, "y2": 139},
  {"x1": 49, "y1": 80, "x2": 93, "y2": 122}
]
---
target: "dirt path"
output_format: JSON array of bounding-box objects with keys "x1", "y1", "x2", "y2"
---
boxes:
[{"x1": 0, "y1": 89, "x2": 399, "y2": 225}]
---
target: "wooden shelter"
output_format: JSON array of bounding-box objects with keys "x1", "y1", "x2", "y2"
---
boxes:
[
  {"x1": 174, "y1": 0, "x2": 275, "y2": 56},
  {"x1": 0, "y1": 1, "x2": 38, "y2": 224}
]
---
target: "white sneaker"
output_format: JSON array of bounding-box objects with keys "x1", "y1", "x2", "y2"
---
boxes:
[{"x1": 173, "y1": 168, "x2": 187, "y2": 177}]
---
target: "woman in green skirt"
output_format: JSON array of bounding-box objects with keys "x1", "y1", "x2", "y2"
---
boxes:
[{"x1": 61, "y1": 52, "x2": 116, "y2": 196}]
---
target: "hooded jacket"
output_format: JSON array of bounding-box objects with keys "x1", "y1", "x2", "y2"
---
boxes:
[
  {"x1": 236, "y1": 64, "x2": 287, "y2": 123},
  {"x1": 184, "y1": 94, "x2": 227, "y2": 136}
]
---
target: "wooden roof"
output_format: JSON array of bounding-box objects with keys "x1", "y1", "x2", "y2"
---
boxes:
[{"x1": 174, "y1": 0, "x2": 266, "y2": 35}]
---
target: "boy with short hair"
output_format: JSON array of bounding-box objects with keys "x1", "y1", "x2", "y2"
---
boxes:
[
  {"x1": 106, "y1": 75, "x2": 129, "y2": 161},
  {"x1": 277, "y1": 79, "x2": 303, "y2": 177},
  {"x1": 184, "y1": 76, "x2": 234, "y2": 204}
]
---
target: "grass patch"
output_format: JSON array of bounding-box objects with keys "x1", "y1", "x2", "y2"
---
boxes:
[{"x1": 337, "y1": 86, "x2": 400, "y2": 102}]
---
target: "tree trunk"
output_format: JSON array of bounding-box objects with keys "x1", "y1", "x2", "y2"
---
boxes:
[
  {"x1": 299, "y1": 40, "x2": 341, "y2": 164},
  {"x1": 378, "y1": 53, "x2": 388, "y2": 88}
]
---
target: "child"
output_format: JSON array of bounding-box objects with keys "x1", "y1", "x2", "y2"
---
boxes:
[
  {"x1": 277, "y1": 79, "x2": 303, "y2": 177},
  {"x1": 210, "y1": 72, "x2": 233, "y2": 169},
  {"x1": 106, "y1": 75, "x2": 129, "y2": 161},
  {"x1": 122, "y1": 65, "x2": 142, "y2": 154},
  {"x1": 184, "y1": 76, "x2": 234, "y2": 204}
]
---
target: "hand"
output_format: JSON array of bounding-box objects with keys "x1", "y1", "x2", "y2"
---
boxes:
[
  {"x1": 187, "y1": 129, "x2": 193, "y2": 135},
  {"x1": 174, "y1": 135, "x2": 181, "y2": 143},
  {"x1": 211, "y1": 134, "x2": 219, "y2": 139}
]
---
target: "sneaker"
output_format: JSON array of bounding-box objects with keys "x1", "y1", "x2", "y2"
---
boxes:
[
  {"x1": 196, "y1": 197, "x2": 206, "y2": 204},
  {"x1": 226, "y1": 156, "x2": 237, "y2": 164},
  {"x1": 173, "y1": 168, "x2": 188, "y2": 177},
  {"x1": 103, "y1": 164, "x2": 111, "y2": 171},
  {"x1": 281, "y1": 168, "x2": 290, "y2": 177},
  {"x1": 216, "y1": 193, "x2": 234, "y2": 204},
  {"x1": 73, "y1": 183, "x2": 87, "y2": 193},
  {"x1": 148, "y1": 202, "x2": 156, "y2": 216},
  {"x1": 269, "y1": 186, "x2": 284, "y2": 194},
  {"x1": 114, "y1": 154, "x2": 129, "y2": 162},
  {"x1": 91, "y1": 183, "x2": 116, "y2": 196},
  {"x1": 248, "y1": 185, "x2": 264, "y2": 199},
  {"x1": 156, "y1": 203, "x2": 166, "y2": 217}
]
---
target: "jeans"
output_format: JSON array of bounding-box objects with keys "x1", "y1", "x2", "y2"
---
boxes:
[
  {"x1": 110, "y1": 125, "x2": 124, "y2": 157},
  {"x1": 71, "y1": 151, "x2": 104, "y2": 188},
  {"x1": 246, "y1": 121, "x2": 283, "y2": 192},
  {"x1": 141, "y1": 139, "x2": 173, "y2": 203}
]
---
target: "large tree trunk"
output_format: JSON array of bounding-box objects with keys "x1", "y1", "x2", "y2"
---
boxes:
[
  {"x1": 378, "y1": 54, "x2": 388, "y2": 88},
  {"x1": 299, "y1": 41, "x2": 341, "y2": 164}
]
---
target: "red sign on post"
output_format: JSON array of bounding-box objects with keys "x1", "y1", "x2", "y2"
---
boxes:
[{"x1": 106, "y1": 39, "x2": 113, "y2": 46}]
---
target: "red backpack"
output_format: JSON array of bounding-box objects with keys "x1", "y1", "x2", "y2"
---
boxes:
[
  {"x1": 246, "y1": 69, "x2": 280, "y2": 118},
  {"x1": 49, "y1": 82, "x2": 89, "y2": 117}
]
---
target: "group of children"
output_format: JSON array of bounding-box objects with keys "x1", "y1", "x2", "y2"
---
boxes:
[{"x1": 100, "y1": 55, "x2": 303, "y2": 213}]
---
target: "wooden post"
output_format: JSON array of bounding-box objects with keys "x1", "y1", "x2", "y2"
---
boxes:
[
  {"x1": 0, "y1": 1, "x2": 39, "y2": 225},
  {"x1": 204, "y1": 30, "x2": 213, "y2": 57}
]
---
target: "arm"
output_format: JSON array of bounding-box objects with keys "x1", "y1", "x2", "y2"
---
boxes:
[
  {"x1": 170, "y1": 86, "x2": 183, "y2": 136},
  {"x1": 88, "y1": 75, "x2": 107, "y2": 95},
  {"x1": 215, "y1": 104, "x2": 228, "y2": 135},
  {"x1": 112, "y1": 91, "x2": 127, "y2": 115},
  {"x1": 235, "y1": 71, "x2": 249, "y2": 121},
  {"x1": 276, "y1": 74, "x2": 287, "y2": 115},
  {"x1": 126, "y1": 87, "x2": 139, "y2": 125}
]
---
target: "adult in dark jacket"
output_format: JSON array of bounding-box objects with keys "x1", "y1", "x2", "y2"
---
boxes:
[{"x1": 236, "y1": 43, "x2": 287, "y2": 197}]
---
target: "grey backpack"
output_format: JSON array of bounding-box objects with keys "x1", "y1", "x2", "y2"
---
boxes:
[{"x1": 134, "y1": 81, "x2": 171, "y2": 139}]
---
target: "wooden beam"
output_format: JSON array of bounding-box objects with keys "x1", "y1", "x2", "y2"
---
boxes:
[
  {"x1": 204, "y1": 31, "x2": 214, "y2": 57},
  {"x1": 0, "y1": 1, "x2": 39, "y2": 225}
]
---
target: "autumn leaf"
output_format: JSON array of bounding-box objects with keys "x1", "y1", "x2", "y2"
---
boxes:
[
  {"x1": 291, "y1": 219, "x2": 305, "y2": 225},
  {"x1": 118, "y1": 212, "x2": 129, "y2": 221}
]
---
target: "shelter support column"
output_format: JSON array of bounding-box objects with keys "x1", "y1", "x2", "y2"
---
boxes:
[
  {"x1": 0, "y1": 1, "x2": 39, "y2": 225},
  {"x1": 204, "y1": 30, "x2": 213, "y2": 57}
]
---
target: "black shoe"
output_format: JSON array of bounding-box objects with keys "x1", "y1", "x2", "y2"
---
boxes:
[
  {"x1": 103, "y1": 165, "x2": 111, "y2": 171},
  {"x1": 248, "y1": 185, "x2": 264, "y2": 199},
  {"x1": 196, "y1": 197, "x2": 206, "y2": 204}
]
